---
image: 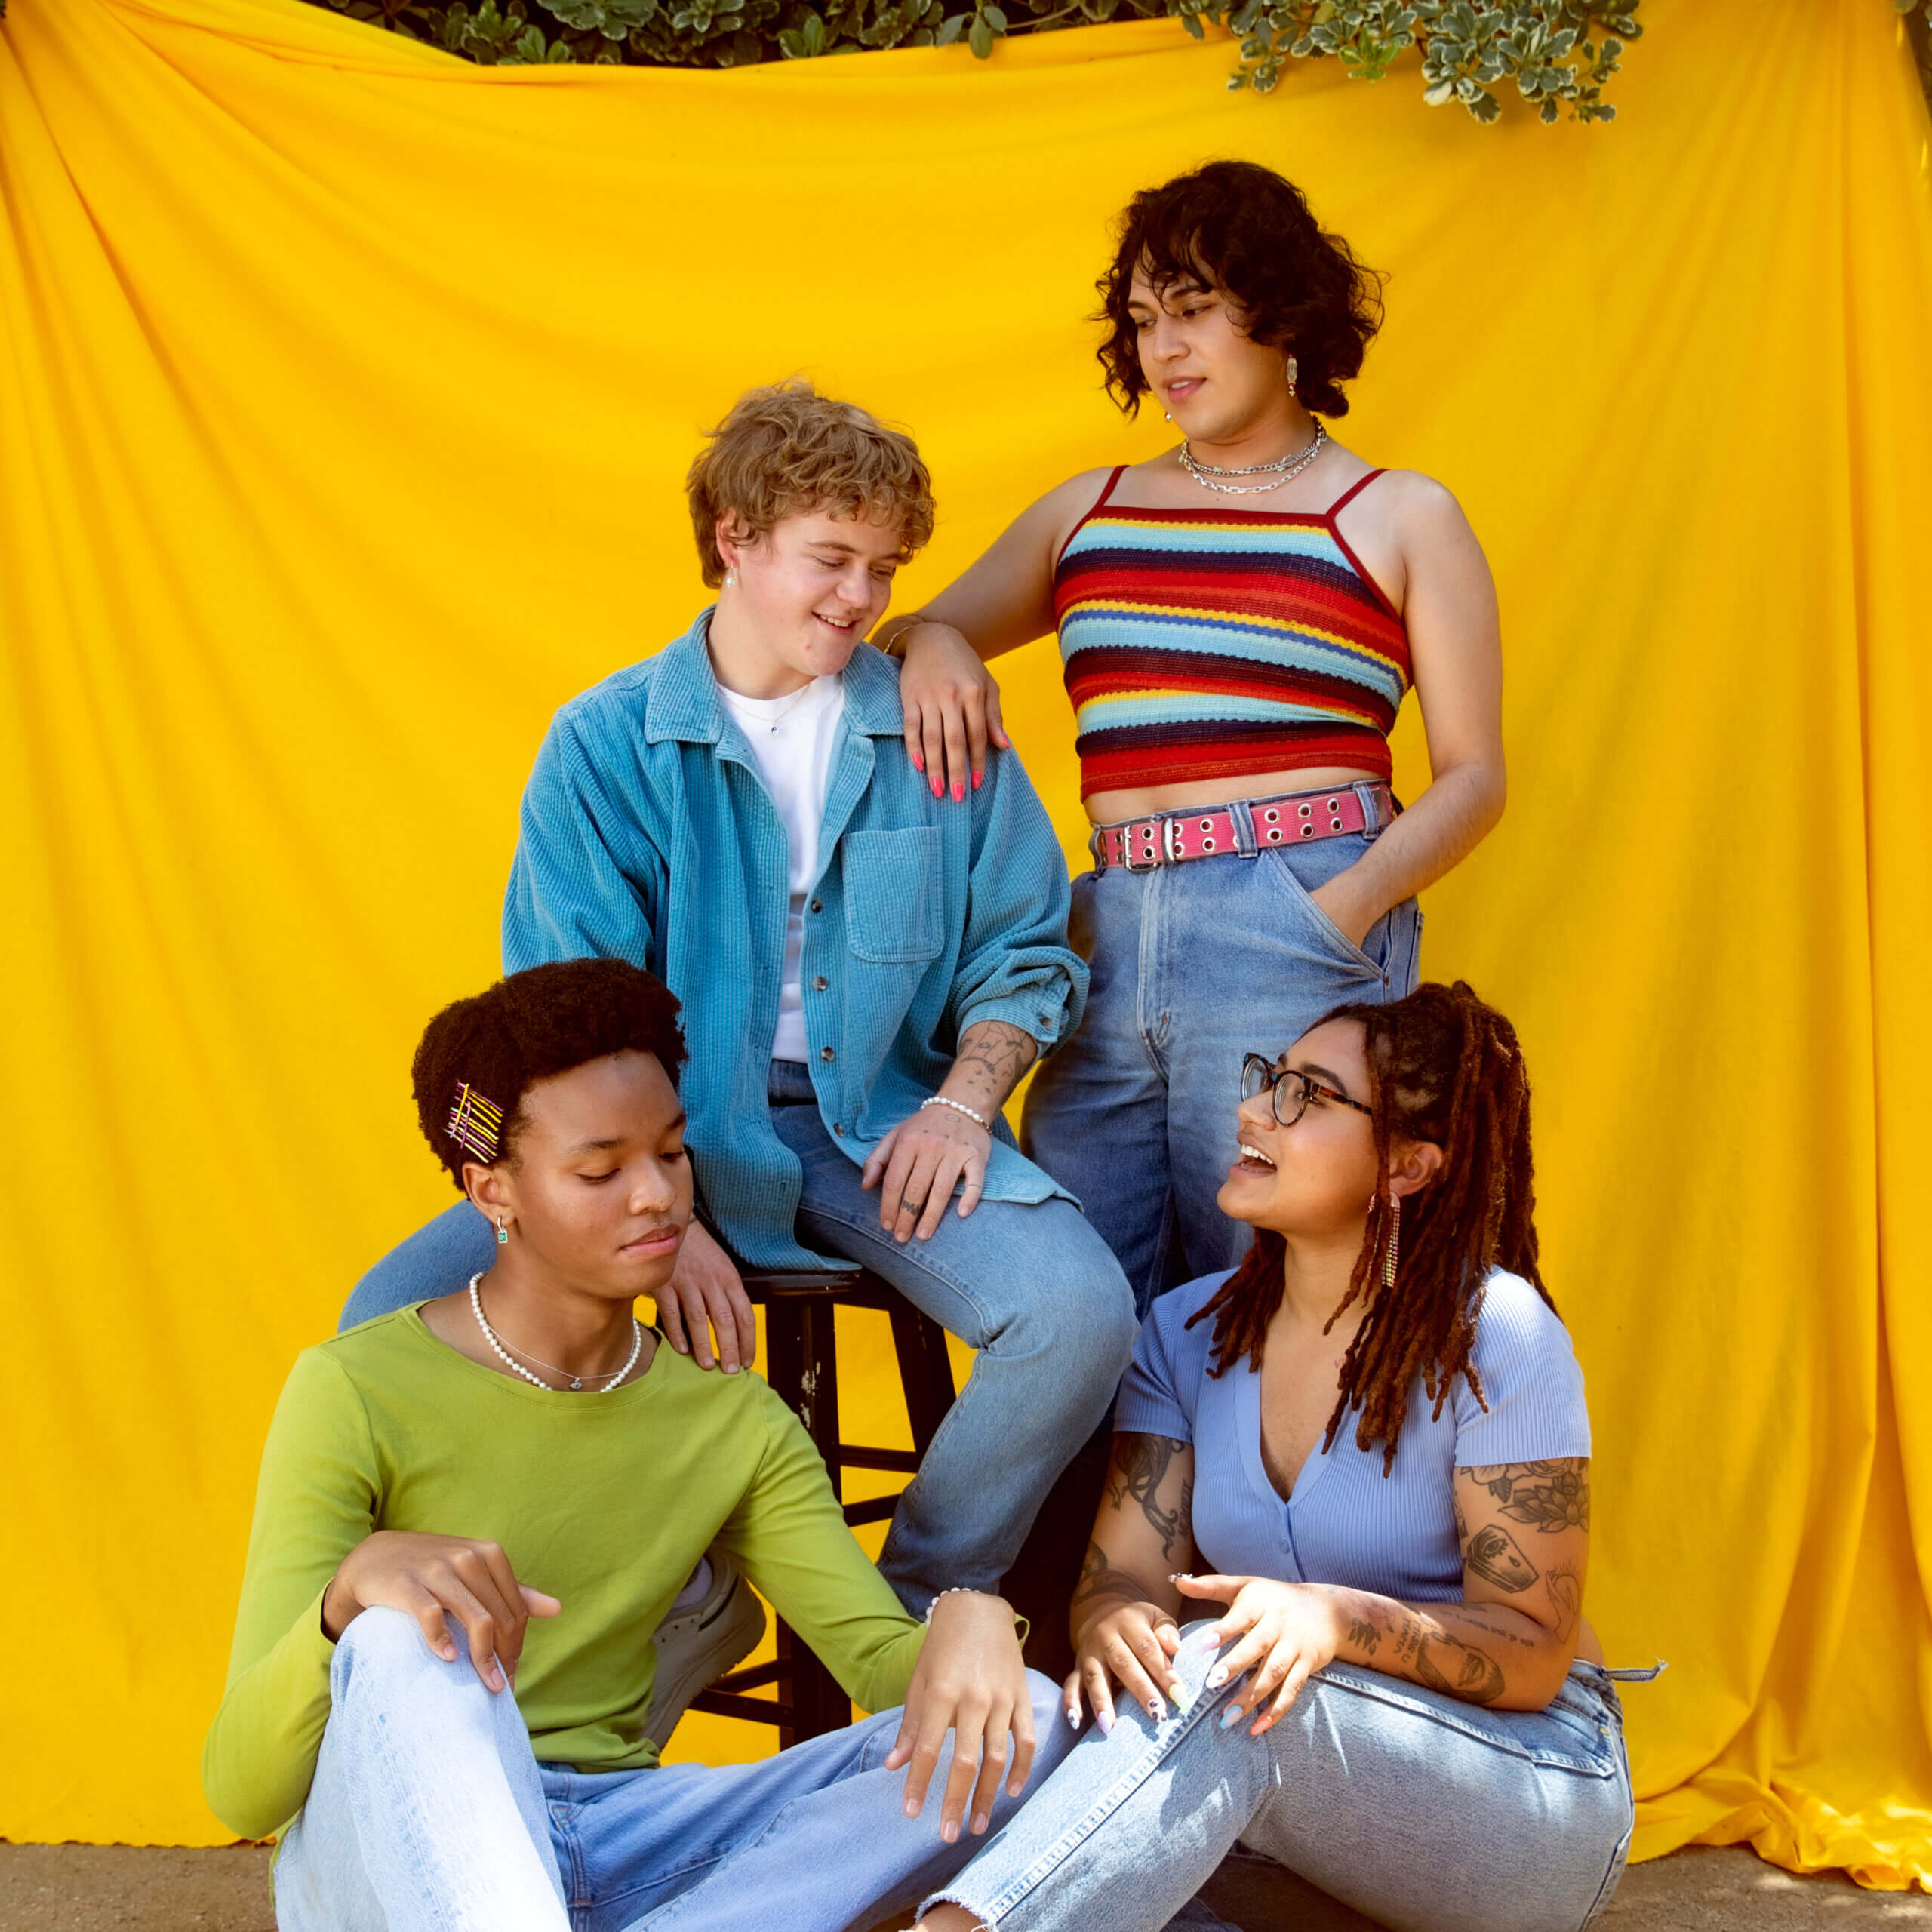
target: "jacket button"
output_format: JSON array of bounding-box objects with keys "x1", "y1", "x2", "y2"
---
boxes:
[
  {"x1": 820, "y1": 1046, "x2": 835, "y2": 1062},
  {"x1": 809, "y1": 897, "x2": 823, "y2": 914},
  {"x1": 832, "y1": 1122, "x2": 844, "y2": 1136},
  {"x1": 812, "y1": 976, "x2": 829, "y2": 992}
]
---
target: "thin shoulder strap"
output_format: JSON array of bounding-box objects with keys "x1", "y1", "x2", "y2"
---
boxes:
[
  {"x1": 1325, "y1": 467, "x2": 1386, "y2": 519},
  {"x1": 1054, "y1": 465, "x2": 1131, "y2": 571}
]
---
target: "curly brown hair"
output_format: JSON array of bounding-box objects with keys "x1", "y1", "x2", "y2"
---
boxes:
[
  {"x1": 1094, "y1": 161, "x2": 1386, "y2": 420},
  {"x1": 685, "y1": 380, "x2": 937, "y2": 589},
  {"x1": 1186, "y1": 981, "x2": 1552, "y2": 1472},
  {"x1": 412, "y1": 959, "x2": 688, "y2": 1192}
]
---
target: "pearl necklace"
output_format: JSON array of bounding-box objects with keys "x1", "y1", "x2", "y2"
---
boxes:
[
  {"x1": 1178, "y1": 421, "x2": 1328, "y2": 496},
  {"x1": 468, "y1": 1274, "x2": 641, "y2": 1392}
]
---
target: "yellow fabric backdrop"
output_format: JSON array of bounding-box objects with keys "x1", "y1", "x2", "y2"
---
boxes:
[{"x1": 3, "y1": 0, "x2": 1930, "y2": 1881}]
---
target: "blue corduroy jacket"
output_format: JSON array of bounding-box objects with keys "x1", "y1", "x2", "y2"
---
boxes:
[{"x1": 503, "y1": 611, "x2": 1087, "y2": 1269}]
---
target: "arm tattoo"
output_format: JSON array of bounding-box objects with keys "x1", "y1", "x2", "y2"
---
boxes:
[
  {"x1": 948, "y1": 1020, "x2": 1039, "y2": 1112},
  {"x1": 1463, "y1": 1523, "x2": 1540, "y2": 1593},
  {"x1": 1543, "y1": 1560, "x2": 1585, "y2": 1642},
  {"x1": 1462, "y1": 1460, "x2": 1591, "y2": 1533},
  {"x1": 1359, "y1": 1598, "x2": 1508, "y2": 1705},
  {"x1": 1346, "y1": 1616, "x2": 1383, "y2": 1657},
  {"x1": 1105, "y1": 1435, "x2": 1188, "y2": 1558},
  {"x1": 1072, "y1": 1539, "x2": 1159, "y2": 1612}
]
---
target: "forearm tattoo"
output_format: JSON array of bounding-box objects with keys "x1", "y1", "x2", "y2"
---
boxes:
[
  {"x1": 1463, "y1": 1460, "x2": 1592, "y2": 1533},
  {"x1": 1072, "y1": 1539, "x2": 1160, "y2": 1612},
  {"x1": 1343, "y1": 1597, "x2": 1509, "y2": 1706},
  {"x1": 1105, "y1": 1434, "x2": 1189, "y2": 1559},
  {"x1": 947, "y1": 1020, "x2": 1039, "y2": 1114}
]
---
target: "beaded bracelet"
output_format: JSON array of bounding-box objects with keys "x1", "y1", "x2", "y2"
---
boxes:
[
  {"x1": 920, "y1": 1094, "x2": 991, "y2": 1131},
  {"x1": 924, "y1": 1586, "x2": 982, "y2": 1625}
]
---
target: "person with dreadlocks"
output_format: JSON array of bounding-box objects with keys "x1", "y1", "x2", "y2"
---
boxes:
[{"x1": 911, "y1": 982, "x2": 1659, "y2": 1932}]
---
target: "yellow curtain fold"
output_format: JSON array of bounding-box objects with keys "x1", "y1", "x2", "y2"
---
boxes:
[{"x1": 2, "y1": 0, "x2": 1929, "y2": 1878}]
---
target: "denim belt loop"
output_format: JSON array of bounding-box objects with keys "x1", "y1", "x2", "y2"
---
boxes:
[
  {"x1": 1352, "y1": 780, "x2": 1386, "y2": 843},
  {"x1": 1228, "y1": 799, "x2": 1259, "y2": 857}
]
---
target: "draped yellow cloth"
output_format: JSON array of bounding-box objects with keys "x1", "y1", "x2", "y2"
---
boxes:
[{"x1": 2, "y1": 0, "x2": 1930, "y2": 1881}]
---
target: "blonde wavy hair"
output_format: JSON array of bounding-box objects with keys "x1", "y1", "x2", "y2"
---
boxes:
[{"x1": 686, "y1": 380, "x2": 937, "y2": 589}]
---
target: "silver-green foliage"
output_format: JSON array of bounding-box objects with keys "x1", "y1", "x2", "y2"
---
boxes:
[{"x1": 296, "y1": 0, "x2": 1927, "y2": 118}]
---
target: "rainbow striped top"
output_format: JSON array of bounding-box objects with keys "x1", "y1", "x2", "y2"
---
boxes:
[{"x1": 1051, "y1": 466, "x2": 1411, "y2": 799}]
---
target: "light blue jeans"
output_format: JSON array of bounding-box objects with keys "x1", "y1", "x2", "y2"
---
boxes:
[
  {"x1": 338, "y1": 1063, "x2": 1137, "y2": 1614},
  {"x1": 1022, "y1": 812, "x2": 1423, "y2": 1316},
  {"x1": 274, "y1": 1608, "x2": 1077, "y2": 1932},
  {"x1": 925, "y1": 1623, "x2": 1649, "y2": 1932}
]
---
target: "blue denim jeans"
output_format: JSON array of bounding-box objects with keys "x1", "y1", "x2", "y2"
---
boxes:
[
  {"x1": 274, "y1": 1608, "x2": 1077, "y2": 1932},
  {"x1": 339, "y1": 1063, "x2": 1137, "y2": 1613},
  {"x1": 1021, "y1": 820, "x2": 1423, "y2": 1316},
  {"x1": 926, "y1": 1623, "x2": 1647, "y2": 1932}
]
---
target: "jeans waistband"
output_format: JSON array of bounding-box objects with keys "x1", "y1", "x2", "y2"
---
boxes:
[{"x1": 768, "y1": 1058, "x2": 815, "y2": 1107}]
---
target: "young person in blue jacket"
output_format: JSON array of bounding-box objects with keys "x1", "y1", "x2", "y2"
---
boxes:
[{"x1": 343, "y1": 382, "x2": 1137, "y2": 1719}]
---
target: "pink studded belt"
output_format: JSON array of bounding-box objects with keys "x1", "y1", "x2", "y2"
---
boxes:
[{"x1": 1089, "y1": 780, "x2": 1398, "y2": 872}]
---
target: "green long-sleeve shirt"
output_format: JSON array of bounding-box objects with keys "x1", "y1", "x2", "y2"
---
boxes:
[{"x1": 203, "y1": 1306, "x2": 927, "y2": 1840}]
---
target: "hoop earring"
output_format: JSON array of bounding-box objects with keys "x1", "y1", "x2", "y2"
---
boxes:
[
  {"x1": 1380, "y1": 1194, "x2": 1400, "y2": 1291},
  {"x1": 496, "y1": 1216, "x2": 509, "y2": 1247}
]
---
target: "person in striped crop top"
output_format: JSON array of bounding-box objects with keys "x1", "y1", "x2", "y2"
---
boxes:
[
  {"x1": 872, "y1": 162, "x2": 1508, "y2": 1333},
  {"x1": 912, "y1": 983, "x2": 1658, "y2": 1932}
]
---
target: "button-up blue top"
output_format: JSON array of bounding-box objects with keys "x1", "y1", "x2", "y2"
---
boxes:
[{"x1": 502, "y1": 612, "x2": 1088, "y2": 1269}]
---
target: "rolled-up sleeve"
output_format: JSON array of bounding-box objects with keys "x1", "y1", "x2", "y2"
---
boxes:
[
  {"x1": 947, "y1": 749, "x2": 1087, "y2": 1054},
  {"x1": 503, "y1": 712, "x2": 660, "y2": 974}
]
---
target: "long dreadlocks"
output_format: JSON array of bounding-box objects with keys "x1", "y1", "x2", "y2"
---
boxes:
[{"x1": 1186, "y1": 980, "x2": 1550, "y2": 1472}]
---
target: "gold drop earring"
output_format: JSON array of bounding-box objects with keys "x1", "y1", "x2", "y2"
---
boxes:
[
  {"x1": 1381, "y1": 1194, "x2": 1400, "y2": 1291},
  {"x1": 1285, "y1": 354, "x2": 1299, "y2": 398}
]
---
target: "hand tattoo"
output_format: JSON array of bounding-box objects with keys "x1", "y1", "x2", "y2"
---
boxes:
[
  {"x1": 1072, "y1": 1539, "x2": 1158, "y2": 1611},
  {"x1": 1463, "y1": 1460, "x2": 1591, "y2": 1533},
  {"x1": 1463, "y1": 1523, "x2": 1540, "y2": 1593},
  {"x1": 1105, "y1": 1435, "x2": 1188, "y2": 1558}
]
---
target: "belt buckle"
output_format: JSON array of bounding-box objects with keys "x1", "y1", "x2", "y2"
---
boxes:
[{"x1": 1120, "y1": 820, "x2": 1163, "y2": 872}]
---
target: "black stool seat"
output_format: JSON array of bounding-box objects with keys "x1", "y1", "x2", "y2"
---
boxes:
[{"x1": 688, "y1": 1260, "x2": 955, "y2": 1745}]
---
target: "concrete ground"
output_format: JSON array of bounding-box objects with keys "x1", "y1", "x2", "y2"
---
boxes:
[{"x1": 3, "y1": 1841, "x2": 1929, "y2": 1930}]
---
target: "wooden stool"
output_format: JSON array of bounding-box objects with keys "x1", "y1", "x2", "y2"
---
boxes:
[{"x1": 688, "y1": 1263, "x2": 955, "y2": 1746}]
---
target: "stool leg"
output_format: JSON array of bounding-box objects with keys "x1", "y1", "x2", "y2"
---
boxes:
[
  {"x1": 888, "y1": 1302, "x2": 956, "y2": 1457},
  {"x1": 767, "y1": 1296, "x2": 851, "y2": 1744}
]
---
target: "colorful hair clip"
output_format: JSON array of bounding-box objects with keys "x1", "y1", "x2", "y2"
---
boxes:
[{"x1": 446, "y1": 1081, "x2": 505, "y2": 1164}]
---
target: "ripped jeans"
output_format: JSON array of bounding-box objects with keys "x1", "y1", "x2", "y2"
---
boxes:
[{"x1": 926, "y1": 1622, "x2": 1654, "y2": 1932}]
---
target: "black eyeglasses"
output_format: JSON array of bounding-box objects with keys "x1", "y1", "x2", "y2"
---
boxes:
[{"x1": 1239, "y1": 1052, "x2": 1374, "y2": 1128}]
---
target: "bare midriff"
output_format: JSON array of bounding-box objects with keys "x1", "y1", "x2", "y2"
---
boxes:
[{"x1": 1086, "y1": 765, "x2": 1389, "y2": 827}]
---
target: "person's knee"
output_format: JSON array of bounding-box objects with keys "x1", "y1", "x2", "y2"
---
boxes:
[{"x1": 331, "y1": 1606, "x2": 453, "y2": 1705}]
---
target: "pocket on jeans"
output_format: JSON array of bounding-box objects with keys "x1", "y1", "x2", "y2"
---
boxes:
[
  {"x1": 843, "y1": 827, "x2": 944, "y2": 963},
  {"x1": 1258, "y1": 851, "x2": 1384, "y2": 977}
]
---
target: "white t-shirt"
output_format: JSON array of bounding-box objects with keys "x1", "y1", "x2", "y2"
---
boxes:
[{"x1": 715, "y1": 673, "x2": 846, "y2": 1065}]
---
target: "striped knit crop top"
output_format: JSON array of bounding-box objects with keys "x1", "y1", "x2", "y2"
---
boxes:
[{"x1": 1051, "y1": 465, "x2": 1411, "y2": 800}]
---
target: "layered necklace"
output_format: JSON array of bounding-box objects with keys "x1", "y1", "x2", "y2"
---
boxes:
[
  {"x1": 468, "y1": 1273, "x2": 642, "y2": 1392},
  {"x1": 1178, "y1": 420, "x2": 1328, "y2": 496}
]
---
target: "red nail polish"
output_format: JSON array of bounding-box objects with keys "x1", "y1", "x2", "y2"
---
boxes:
[
  {"x1": 931, "y1": 776, "x2": 942, "y2": 797},
  {"x1": 972, "y1": 771, "x2": 983, "y2": 790},
  {"x1": 912, "y1": 751, "x2": 924, "y2": 772},
  {"x1": 952, "y1": 781, "x2": 964, "y2": 803}
]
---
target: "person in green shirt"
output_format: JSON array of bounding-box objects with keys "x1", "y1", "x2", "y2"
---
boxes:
[{"x1": 205, "y1": 958, "x2": 1068, "y2": 1931}]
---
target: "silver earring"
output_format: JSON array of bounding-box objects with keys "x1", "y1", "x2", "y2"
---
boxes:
[
  {"x1": 496, "y1": 1216, "x2": 509, "y2": 1247},
  {"x1": 724, "y1": 568, "x2": 737, "y2": 589},
  {"x1": 1163, "y1": 411, "x2": 1173, "y2": 423}
]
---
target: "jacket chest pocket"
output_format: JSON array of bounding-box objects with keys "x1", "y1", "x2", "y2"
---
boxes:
[{"x1": 842, "y1": 827, "x2": 944, "y2": 964}]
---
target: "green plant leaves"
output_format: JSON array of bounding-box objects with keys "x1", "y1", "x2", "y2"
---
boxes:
[{"x1": 304, "y1": 0, "x2": 1657, "y2": 114}]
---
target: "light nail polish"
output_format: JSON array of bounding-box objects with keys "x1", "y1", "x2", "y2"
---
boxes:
[
  {"x1": 1097, "y1": 1709, "x2": 1115, "y2": 1736},
  {"x1": 1205, "y1": 1666, "x2": 1228, "y2": 1690},
  {"x1": 1168, "y1": 1681, "x2": 1193, "y2": 1711},
  {"x1": 1066, "y1": 1706, "x2": 1081, "y2": 1730},
  {"x1": 1220, "y1": 1705, "x2": 1245, "y2": 1730}
]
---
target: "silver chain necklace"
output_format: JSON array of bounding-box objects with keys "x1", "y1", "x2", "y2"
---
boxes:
[
  {"x1": 468, "y1": 1274, "x2": 642, "y2": 1392},
  {"x1": 1178, "y1": 421, "x2": 1328, "y2": 496}
]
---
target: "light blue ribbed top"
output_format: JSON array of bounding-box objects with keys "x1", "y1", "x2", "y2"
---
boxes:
[{"x1": 1115, "y1": 1269, "x2": 1591, "y2": 1604}]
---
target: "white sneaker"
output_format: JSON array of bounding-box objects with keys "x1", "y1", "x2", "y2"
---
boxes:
[{"x1": 645, "y1": 1546, "x2": 767, "y2": 1748}]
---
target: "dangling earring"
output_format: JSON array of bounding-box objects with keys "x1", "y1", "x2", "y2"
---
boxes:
[
  {"x1": 1284, "y1": 354, "x2": 1299, "y2": 398},
  {"x1": 496, "y1": 1216, "x2": 509, "y2": 1247},
  {"x1": 723, "y1": 568, "x2": 737, "y2": 589},
  {"x1": 1163, "y1": 411, "x2": 1173, "y2": 423},
  {"x1": 1380, "y1": 1194, "x2": 1400, "y2": 1291}
]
